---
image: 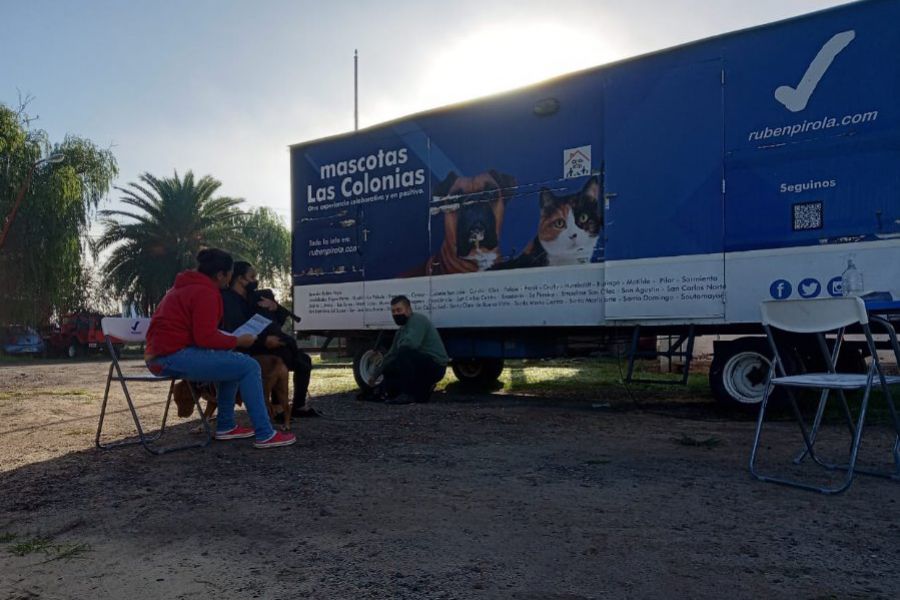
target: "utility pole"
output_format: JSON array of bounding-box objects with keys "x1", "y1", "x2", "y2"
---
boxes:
[{"x1": 354, "y1": 49, "x2": 359, "y2": 131}]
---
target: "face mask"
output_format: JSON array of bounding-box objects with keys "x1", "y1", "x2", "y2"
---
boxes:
[
  {"x1": 245, "y1": 281, "x2": 259, "y2": 293},
  {"x1": 392, "y1": 314, "x2": 409, "y2": 326}
]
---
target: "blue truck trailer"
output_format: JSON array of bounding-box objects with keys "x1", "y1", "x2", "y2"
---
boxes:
[{"x1": 291, "y1": 0, "x2": 900, "y2": 407}]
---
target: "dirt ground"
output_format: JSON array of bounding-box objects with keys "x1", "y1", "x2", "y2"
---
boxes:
[{"x1": 0, "y1": 358, "x2": 897, "y2": 600}]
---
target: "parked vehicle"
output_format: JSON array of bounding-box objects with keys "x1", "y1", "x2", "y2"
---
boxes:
[
  {"x1": 44, "y1": 312, "x2": 123, "y2": 358},
  {"x1": 290, "y1": 0, "x2": 900, "y2": 407},
  {"x1": 0, "y1": 325, "x2": 45, "y2": 356}
]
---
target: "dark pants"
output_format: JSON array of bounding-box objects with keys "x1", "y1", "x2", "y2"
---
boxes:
[
  {"x1": 255, "y1": 334, "x2": 312, "y2": 409},
  {"x1": 382, "y1": 348, "x2": 446, "y2": 402}
]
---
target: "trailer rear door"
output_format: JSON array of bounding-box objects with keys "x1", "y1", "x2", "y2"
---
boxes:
[{"x1": 602, "y1": 58, "x2": 726, "y2": 320}]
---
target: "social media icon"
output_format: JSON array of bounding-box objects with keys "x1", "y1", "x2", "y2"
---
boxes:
[
  {"x1": 770, "y1": 279, "x2": 792, "y2": 299},
  {"x1": 827, "y1": 276, "x2": 843, "y2": 297},
  {"x1": 798, "y1": 278, "x2": 822, "y2": 298}
]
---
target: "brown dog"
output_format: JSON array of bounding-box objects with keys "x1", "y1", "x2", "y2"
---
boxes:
[
  {"x1": 428, "y1": 170, "x2": 517, "y2": 275},
  {"x1": 173, "y1": 354, "x2": 292, "y2": 431}
]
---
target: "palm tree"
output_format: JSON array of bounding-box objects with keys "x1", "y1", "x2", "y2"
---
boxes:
[{"x1": 96, "y1": 170, "x2": 249, "y2": 313}]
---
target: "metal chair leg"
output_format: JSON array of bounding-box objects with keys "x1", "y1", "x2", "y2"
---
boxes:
[
  {"x1": 793, "y1": 388, "x2": 833, "y2": 465},
  {"x1": 751, "y1": 381, "x2": 864, "y2": 494},
  {"x1": 97, "y1": 374, "x2": 213, "y2": 455},
  {"x1": 139, "y1": 381, "x2": 212, "y2": 456},
  {"x1": 95, "y1": 363, "x2": 115, "y2": 449},
  {"x1": 749, "y1": 373, "x2": 774, "y2": 478}
]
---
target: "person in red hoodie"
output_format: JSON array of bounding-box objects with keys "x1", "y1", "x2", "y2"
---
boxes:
[{"x1": 144, "y1": 248, "x2": 295, "y2": 449}]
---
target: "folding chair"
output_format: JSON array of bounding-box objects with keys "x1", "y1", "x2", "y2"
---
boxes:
[
  {"x1": 95, "y1": 317, "x2": 212, "y2": 455},
  {"x1": 750, "y1": 297, "x2": 900, "y2": 494}
]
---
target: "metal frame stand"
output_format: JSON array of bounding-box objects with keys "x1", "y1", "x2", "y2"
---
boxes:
[{"x1": 625, "y1": 324, "x2": 696, "y2": 385}]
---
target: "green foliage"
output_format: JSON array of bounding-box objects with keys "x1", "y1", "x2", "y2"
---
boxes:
[
  {"x1": 96, "y1": 170, "x2": 292, "y2": 312},
  {"x1": 0, "y1": 103, "x2": 118, "y2": 325},
  {"x1": 238, "y1": 206, "x2": 291, "y2": 292},
  {"x1": 96, "y1": 171, "x2": 250, "y2": 313},
  {"x1": 8, "y1": 536, "x2": 54, "y2": 556}
]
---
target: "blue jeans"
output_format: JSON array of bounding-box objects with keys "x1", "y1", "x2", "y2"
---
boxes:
[{"x1": 150, "y1": 347, "x2": 275, "y2": 441}]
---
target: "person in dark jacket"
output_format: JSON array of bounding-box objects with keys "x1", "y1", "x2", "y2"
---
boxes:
[
  {"x1": 144, "y1": 248, "x2": 296, "y2": 449},
  {"x1": 367, "y1": 295, "x2": 448, "y2": 404},
  {"x1": 221, "y1": 261, "x2": 317, "y2": 419}
]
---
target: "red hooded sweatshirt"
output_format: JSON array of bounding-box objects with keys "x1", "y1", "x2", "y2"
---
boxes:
[{"x1": 146, "y1": 271, "x2": 238, "y2": 357}]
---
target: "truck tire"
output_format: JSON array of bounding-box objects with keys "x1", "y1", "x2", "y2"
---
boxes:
[
  {"x1": 451, "y1": 358, "x2": 505, "y2": 388},
  {"x1": 353, "y1": 347, "x2": 385, "y2": 390},
  {"x1": 66, "y1": 339, "x2": 84, "y2": 359},
  {"x1": 710, "y1": 338, "x2": 780, "y2": 409},
  {"x1": 710, "y1": 338, "x2": 771, "y2": 409}
]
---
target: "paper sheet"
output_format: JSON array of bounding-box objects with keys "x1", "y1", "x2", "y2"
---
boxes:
[{"x1": 221, "y1": 314, "x2": 272, "y2": 337}]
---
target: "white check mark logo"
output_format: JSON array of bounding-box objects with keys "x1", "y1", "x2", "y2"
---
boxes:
[{"x1": 775, "y1": 30, "x2": 855, "y2": 113}]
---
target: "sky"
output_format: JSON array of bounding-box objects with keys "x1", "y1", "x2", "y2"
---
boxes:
[{"x1": 1, "y1": 0, "x2": 851, "y2": 226}]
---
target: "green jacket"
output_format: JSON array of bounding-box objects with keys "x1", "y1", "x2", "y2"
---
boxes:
[{"x1": 375, "y1": 313, "x2": 448, "y2": 376}]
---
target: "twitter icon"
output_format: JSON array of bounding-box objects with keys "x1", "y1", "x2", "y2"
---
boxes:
[{"x1": 798, "y1": 278, "x2": 822, "y2": 298}]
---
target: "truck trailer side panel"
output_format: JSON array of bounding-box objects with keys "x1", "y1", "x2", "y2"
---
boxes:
[{"x1": 292, "y1": 0, "x2": 900, "y2": 332}]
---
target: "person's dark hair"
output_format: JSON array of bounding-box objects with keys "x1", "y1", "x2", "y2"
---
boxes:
[
  {"x1": 232, "y1": 261, "x2": 253, "y2": 282},
  {"x1": 390, "y1": 295, "x2": 411, "y2": 308},
  {"x1": 196, "y1": 248, "x2": 233, "y2": 277}
]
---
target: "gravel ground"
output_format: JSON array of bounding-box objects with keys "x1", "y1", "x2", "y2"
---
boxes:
[{"x1": 0, "y1": 358, "x2": 897, "y2": 599}]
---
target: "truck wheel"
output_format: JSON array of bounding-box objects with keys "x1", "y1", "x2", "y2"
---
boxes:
[
  {"x1": 66, "y1": 339, "x2": 84, "y2": 359},
  {"x1": 709, "y1": 337, "x2": 805, "y2": 409},
  {"x1": 451, "y1": 358, "x2": 505, "y2": 388},
  {"x1": 353, "y1": 347, "x2": 384, "y2": 390}
]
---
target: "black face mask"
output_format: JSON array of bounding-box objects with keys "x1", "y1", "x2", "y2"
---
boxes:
[
  {"x1": 245, "y1": 281, "x2": 259, "y2": 293},
  {"x1": 392, "y1": 314, "x2": 409, "y2": 326}
]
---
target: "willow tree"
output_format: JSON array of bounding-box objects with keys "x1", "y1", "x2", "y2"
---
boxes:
[
  {"x1": 239, "y1": 206, "x2": 291, "y2": 294},
  {"x1": 0, "y1": 103, "x2": 118, "y2": 325}
]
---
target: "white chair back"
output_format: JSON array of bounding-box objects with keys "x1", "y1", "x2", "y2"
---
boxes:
[
  {"x1": 101, "y1": 317, "x2": 151, "y2": 343},
  {"x1": 759, "y1": 297, "x2": 868, "y2": 334}
]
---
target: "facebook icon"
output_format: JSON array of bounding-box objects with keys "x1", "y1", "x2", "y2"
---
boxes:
[{"x1": 769, "y1": 279, "x2": 792, "y2": 299}]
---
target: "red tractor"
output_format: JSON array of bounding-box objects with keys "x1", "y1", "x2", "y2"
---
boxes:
[{"x1": 44, "y1": 312, "x2": 123, "y2": 358}]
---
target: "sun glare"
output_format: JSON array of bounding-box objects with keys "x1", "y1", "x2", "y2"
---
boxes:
[{"x1": 419, "y1": 22, "x2": 617, "y2": 108}]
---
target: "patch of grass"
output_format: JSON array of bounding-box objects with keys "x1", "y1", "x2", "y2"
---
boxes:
[
  {"x1": 44, "y1": 542, "x2": 91, "y2": 562},
  {"x1": 494, "y1": 358, "x2": 710, "y2": 400},
  {"x1": 0, "y1": 354, "x2": 37, "y2": 364},
  {"x1": 584, "y1": 458, "x2": 612, "y2": 465},
  {"x1": 0, "y1": 388, "x2": 91, "y2": 401},
  {"x1": 305, "y1": 357, "x2": 713, "y2": 402},
  {"x1": 312, "y1": 353, "x2": 352, "y2": 367},
  {"x1": 308, "y1": 366, "x2": 357, "y2": 397},
  {"x1": 671, "y1": 434, "x2": 722, "y2": 449},
  {"x1": 63, "y1": 428, "x2": 94, "y2": 437},
  {"x1": 9, "y1": 536, "x2": 54, "y2": 557},
  {"x1": 5, "y1": 535, "x2": 91, "y2": 561},
  {"x1": 48, "y1": 389, "x2": 91, "y2": 397}
]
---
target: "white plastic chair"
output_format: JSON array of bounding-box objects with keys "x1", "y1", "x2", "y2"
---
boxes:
[
  {"x1": 95, "y1": 317, "x2": 211, "y2": 455},
  {"x1": 750, "y1": 297, "x2": 900, "y2": 494}
]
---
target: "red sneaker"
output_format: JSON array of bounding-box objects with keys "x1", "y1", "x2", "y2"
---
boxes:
[
  {"x1": 253, "y1": 431, "x2": 296, "y2": 449},
  {"x1": 215, "y1": 426, "x2": 255, "y2": 440}
]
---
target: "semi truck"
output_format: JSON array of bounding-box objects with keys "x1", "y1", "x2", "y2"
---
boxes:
[{"x1": 291, "y1": 0, "x2": 900, "y2": 407}]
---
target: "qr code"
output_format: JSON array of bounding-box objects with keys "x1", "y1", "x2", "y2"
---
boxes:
[{"x1": 793, "y1": 202, "x2": 823, "y2": 231}]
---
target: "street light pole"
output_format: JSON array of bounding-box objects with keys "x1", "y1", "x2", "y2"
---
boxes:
[
  {"x1": 354, "y1": 49, "x2": 359, "y2": 131},
  {"x1": 0, "y1": 153, "x2": 65, "y2": 251}
]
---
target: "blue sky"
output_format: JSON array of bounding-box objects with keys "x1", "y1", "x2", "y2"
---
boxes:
[{"x1": 2, "y1": 0, "x2": 849, "y2": 224}]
